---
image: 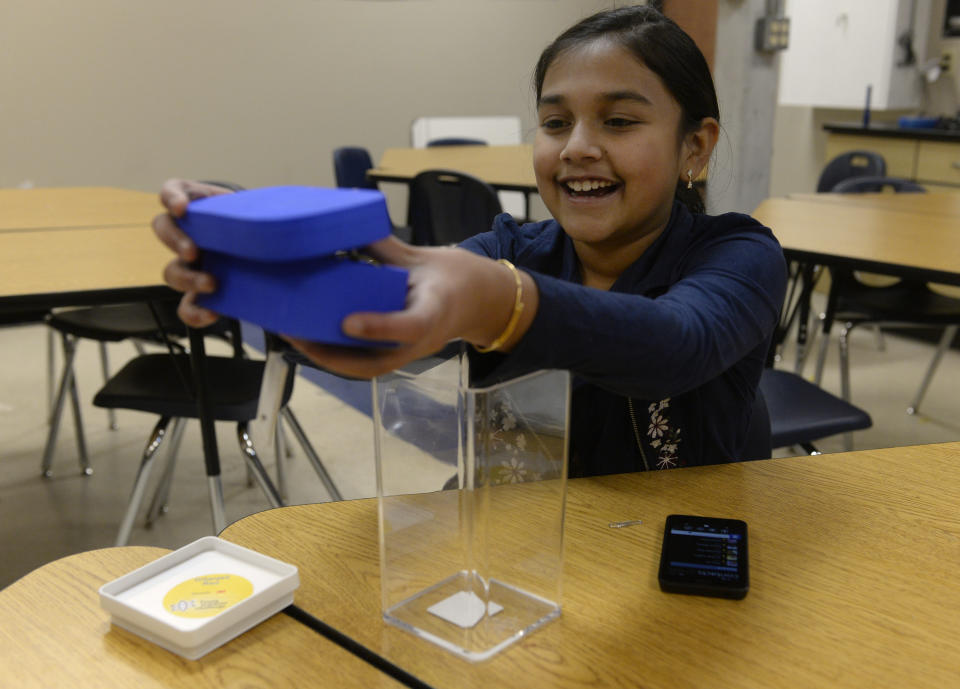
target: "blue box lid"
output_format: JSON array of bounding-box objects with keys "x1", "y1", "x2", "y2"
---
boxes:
[
  {"x1": 178, "y1": 185, "x2": 406, "y2": 346},
  {"x1": 179, "y1": 186, "x2": 393, "y2": 261}
]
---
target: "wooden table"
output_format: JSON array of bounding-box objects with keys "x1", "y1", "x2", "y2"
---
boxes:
[
  {"x1": 368, "y1": 145, "x2": 537, "y2": 193},
  {"x1": 755, "y1": 196, "x2": 960, "y2": 286},
  {"x1": 0, "y1": 187, "x2": 231, "y2": 536},
  {"x1": 0, "y1": 187, "x2": 174, "y2": 309},
  {"x1": 787, "y1": 190, "x2": 960, "y2": 218},
  {"x1": 221, "y1": 443, "x2": 960, "y2": 689},
  {"x1": 755, "y1": 195, "x2": 960, "y2": 366},
  {"x1": 0, "y1": 187, "x2": 161, "y2": 232},
  {"x1": 0, "y1": 546, "x2": 403, "y2": 688}
]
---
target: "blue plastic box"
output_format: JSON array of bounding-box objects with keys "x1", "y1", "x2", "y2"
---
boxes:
[{"x1": 179, "y1": 186, "x2": 408, "y2": 346}]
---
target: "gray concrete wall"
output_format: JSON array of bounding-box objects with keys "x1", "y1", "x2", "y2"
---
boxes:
[{"x1": 708, "y1": 0, "x2": 782, "y2": 215}]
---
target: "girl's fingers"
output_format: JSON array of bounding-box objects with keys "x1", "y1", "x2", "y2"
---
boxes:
[
  {"x1": 163, "y1": 259, "x2": 216, "y2": 294},
  {"x1": 153, "y1": 213, "x2": 197, "y2": 261},
  {"x1": 159, "y1": 179, "x2": 232, "y2": 218},
  {"x1": 177, "y1": 293, "x2": 220, "y2": 328},
  {"x1": 361, "y1": 234, "x2": 421, "y2": 266}
]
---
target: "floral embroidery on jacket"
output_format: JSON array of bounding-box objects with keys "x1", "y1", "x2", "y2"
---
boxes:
[{"x1": 647, "y1": 398, "x2": 682, "y2": 469}]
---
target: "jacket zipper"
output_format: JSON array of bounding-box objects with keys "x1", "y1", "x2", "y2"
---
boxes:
[{"x1": 627, "y1": 398, "x2": 651, "y2": 472}]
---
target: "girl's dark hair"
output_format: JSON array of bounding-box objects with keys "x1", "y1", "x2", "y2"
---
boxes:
[{"x1": 533, "y1": 5, "x2": 718, "y2": 214}]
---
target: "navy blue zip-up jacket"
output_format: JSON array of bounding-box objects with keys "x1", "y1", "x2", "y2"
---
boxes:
[{"x1": 460, "y1": 201, "x2": 787, "y2": 476}]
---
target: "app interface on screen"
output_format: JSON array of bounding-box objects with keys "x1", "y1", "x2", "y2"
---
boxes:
[{"x1": 666, "y1": 520, "x2": 743, "y2": 583}]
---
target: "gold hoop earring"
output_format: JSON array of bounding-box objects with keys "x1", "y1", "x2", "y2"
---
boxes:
[{"x1": 687, "y1": 169, "x2": 694, "y2": 190}]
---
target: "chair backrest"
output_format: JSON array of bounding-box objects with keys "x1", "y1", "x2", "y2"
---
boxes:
[
  {"x1": 817, "y1": 150, "x2": 887, "y2": 192},
  {"x1": 427, "y1": 137, "x2": 487, "y2": 147},
  {"x1": 332, "y1": 146, "x2": 377, "y2": 189},
  {"x1": 830, "y1": 176, "x2": 926, "y2": 194},
  {"x1": 411, "y1": 116, "x2": 527, "y2": 220},
  {"x1": 407, "y1": 170, "x2": 503, "y2": 246}
]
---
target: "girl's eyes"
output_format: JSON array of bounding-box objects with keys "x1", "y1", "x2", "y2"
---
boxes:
[{"x1": 539, "y1": 117, "x2": 640, "y2": 131}]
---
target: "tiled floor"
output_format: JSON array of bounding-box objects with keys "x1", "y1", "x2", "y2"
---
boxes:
[{"x1": 2, "y1": 309, "x2": 959, "y2": 589}]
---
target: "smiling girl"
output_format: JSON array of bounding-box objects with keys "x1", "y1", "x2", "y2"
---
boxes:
[{"x1": 154, "y1": 6, "x2": 787, "y2": 476}]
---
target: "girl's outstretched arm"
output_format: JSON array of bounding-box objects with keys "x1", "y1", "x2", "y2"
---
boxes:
[{"x1": 285, "y1": 236, "x2": 539, "y2": 379}]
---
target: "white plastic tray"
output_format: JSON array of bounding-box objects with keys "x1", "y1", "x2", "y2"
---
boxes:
[{"x1": 100, "y1": 536, "x2": 299, "y2": 660}]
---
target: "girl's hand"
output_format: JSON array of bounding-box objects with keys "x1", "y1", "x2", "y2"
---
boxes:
[
  {"x1": 152, "y1": 179, "x2": 234, "y2": 327},
  {"x1": 285, "y1": 236, "x2": 538, "y2": 379}
]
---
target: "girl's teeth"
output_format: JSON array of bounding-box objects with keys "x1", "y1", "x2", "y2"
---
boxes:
[{"x1": 568, "y1": 180, "x2": 611, "y2": 192}]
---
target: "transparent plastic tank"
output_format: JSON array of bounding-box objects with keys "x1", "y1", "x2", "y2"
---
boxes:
[{"x1": 372, "y1": 351, "x2": 569, "y2": 661}]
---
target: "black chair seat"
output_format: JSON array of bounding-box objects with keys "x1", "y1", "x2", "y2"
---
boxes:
[
  {"x1": 93, "y1": 353, "x2": 273, "y2": 421},
  {"x1": 0, "y1": 306, "x2": 49, "y2": 326},
  {"x1": 834, "y1": 281, "x2": 960, "y2": 324},
  {"x1": 46, "y1": 301, "x2": 186, "y2": 342},
  {"x1": 760, "y1": 369, "x2": 872, "y2": 448}
]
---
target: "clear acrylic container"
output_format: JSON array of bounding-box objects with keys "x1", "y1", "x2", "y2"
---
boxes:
[{"x1": 372, "y1": 351, "x2": 570, "y2": 661}]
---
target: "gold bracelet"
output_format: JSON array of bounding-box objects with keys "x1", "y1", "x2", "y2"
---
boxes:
[{"x1": 474, "y1": 259, "x2": 525, "y2": 353}]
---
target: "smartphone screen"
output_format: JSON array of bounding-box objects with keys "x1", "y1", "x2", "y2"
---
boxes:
[{"x1": 658, "y1": 514, "x2": 748, "y2": 599}]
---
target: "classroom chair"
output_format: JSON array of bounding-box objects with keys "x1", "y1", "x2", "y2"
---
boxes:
[
  {"x1": 92, "y1": 319, "x2": 339, "y2": 546},
  {"x1": 760, "y1": 368, "x2": 872, "y2": 454},
  {"x1": 407, "y1": 169, "x2": 503, "y2": 246},
  {"x1": 812, "y1": 177, "x2": 960, "y2": 416},
  {"x1": 817, "y1": 151, "x2": 887, "y2": 192},
  {"x1": 41, "y1": 300, "x2": 187, "y2": 478},
  {"x1": 412, "y1": 116, "x2": 530, "y2": 221},
  {"x1": 332, "y1": 146, "x2": 378, "y2": 190}
]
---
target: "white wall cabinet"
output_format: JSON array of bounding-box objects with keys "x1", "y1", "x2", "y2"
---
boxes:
[{"x1": 779, "y1": 0, "x2": 932, "y2": 109}]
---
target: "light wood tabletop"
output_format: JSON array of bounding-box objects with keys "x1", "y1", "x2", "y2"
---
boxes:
[
  {"x1": 754, "y1": 196, "x2": 960, "y2": 285},
  {"x1": 221, "y1": 443, "x2": 960, "y2": 689},
  {"x1": 787, "y1": 190, "x2": 960, "y2": 217},
  {"x1": 0, "y1": 546, "x2": 403, "y2": 688},
  {"x1": 0, "y1": 187, "x2": 175, "y2": 309},
  {"x1": 0, "y1": 187, "x2": 161, "y2": 232},
  {"x1": 368, "y1": 145, "x2": 537, "y2": 192},
  {"x1": 0, "y1": 223, "x2": 174, "y2": 306}
]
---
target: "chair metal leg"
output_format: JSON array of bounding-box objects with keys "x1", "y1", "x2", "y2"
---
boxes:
[
  {"x1": 839, "y1": 323, "x2": 854, "y2": 452},
  {"x1": 116, "y1": 416, "x2": 172, "y2": 546},
  {"x1": 907, "y1": 325, "x2": 958, "y2": 415},
  {"x1": 46, "y1": 327, "x2": 55, "y2": 418},
  {"x1": 41, "y1": 334, "x2": 90, "y2": 477},
  {"x1": 66, "y1": 360, "x2": 92, "y2": 476},
  {"x1": 814, "y1": 318, "x2": 831, "y2": 386},
  {"x1": 838, "y1": 323, "x2": 853, "y2": 403},
  {"x1": 208, "y1": 475, "x2": 227, "y2": 535},
  {"x1": 98, "y1": 342, "x2": 117, "y2": 430},
  {"x1": 796, "y1": 308, "x2": 820, "y2": 376},
  {"x1": 237, "y1": 422, "x2": 284, "y2": 508},
  {"x1": 278, "y1": 414, "x2": 294, "y2": 458},
  {"x1": 872, "y1": 325, "x2": 886, "y2": 352},
  {"x1": 274, "y1": 416, "x2": 288, "y2": 502},
  {"x1": 144, "y1": 417, "x2": 187, "y2": 527},
  {"x1": 281, "y1": 407, "x2": 343, "y2": 501}
]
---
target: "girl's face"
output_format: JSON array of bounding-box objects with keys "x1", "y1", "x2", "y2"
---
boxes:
[{"x1": 534, "y1": 39, "x2": 714, "y2": 257}]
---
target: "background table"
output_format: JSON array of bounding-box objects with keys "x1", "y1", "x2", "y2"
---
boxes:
[
  {"x1": 0, "y1": 546, "x2": 403, "y2": 688},
  {"x1": 368, "y1": 145, "x2": 537, "y2": 193},
  {"x1": 0, "y1": 187, "x2": 174, "y2": 309},
  {"x1": 755, "y1": 196, "x2": 960, "y2": 286},
  {"x1": 221, "y1": 443, "x2": 960, "y2": 689},
  {"x1": 0, "y1": 187, "x2": 161, "y2": 232},
  {"x1": 786, "y1": 190, "x2": 960, "y2": 218}
]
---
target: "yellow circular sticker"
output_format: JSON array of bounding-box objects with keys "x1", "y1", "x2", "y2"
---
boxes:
[{"x1": 162, "y1": 573, "x2": 254, "y2": 619}]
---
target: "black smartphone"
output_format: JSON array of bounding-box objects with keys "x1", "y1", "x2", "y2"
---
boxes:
[{"x1": 657, "y1": 514, "x2": 749, "y2": 600}]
